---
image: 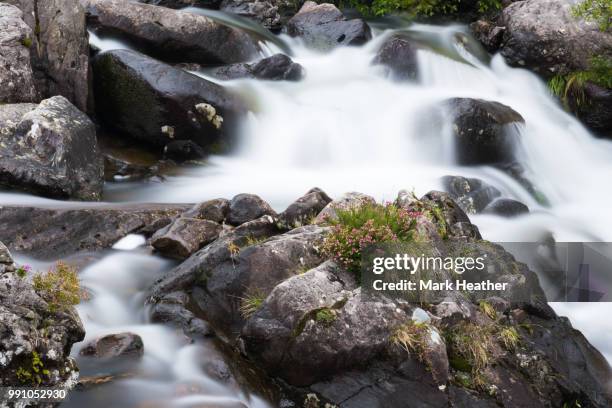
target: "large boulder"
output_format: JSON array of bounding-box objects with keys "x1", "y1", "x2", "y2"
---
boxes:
[
  {"x1": 498, "y1": 0, "x2": 612, "y2": 78},
  {"x1": 151, "y1": 218, "x2": 223, "y2": 260},
  {"x1": 212, "y1": 54, "x2": 305, "y2": 81},
  {"x1": 444, "y1": 98, "x2": 525, "y2": 166},
  {"x1": 285, "y1": 1, "x2": 371, "y2": 50},
  {"x1": 0, "y1": 204, "x2": 189, "y2": 259},
  {"x1": 0, "y1": 242, "x2": 85, "y2": 387},
  {"x1": 0, "y1": 96, "x2": 103, "y2": 200},
  {"x1": 93, "y1": 49, "x2": 246, "y2": 150},
  {"x1": 220, "y1": 0, "x2": 282, "y2": 31},
  {"x1": 7, "y1": 0, "x2": 90, "y2": 111},
  {"x1": 373, "y1": 34, "x2": 421, "y2": 81},
  {"x1": 227, "y1": 193, "x2": 276, "y2": 226},
  {"x1": 0, "y1": 4, "x2": 38, "y2": 104},
  {"x1": 84, "y1": 0, "x2": 259, "y2": 65},
  {"x1": 278, "y1": 187, "x2": 332, "y2": 229}
]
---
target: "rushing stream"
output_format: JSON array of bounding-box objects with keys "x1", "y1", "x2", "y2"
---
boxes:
[{"x1": 3, "y1": 9, "x2": 612, "y2": 407}]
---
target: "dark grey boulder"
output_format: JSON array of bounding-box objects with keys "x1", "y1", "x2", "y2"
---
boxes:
[
  {"x1": 278, "y1": 187, "x2": 332, "y2": 229},
  {"x1": 213, "y1": 54, "x2": 305, "y2": 81},
  {"x1": 227, "y1": 193, "x2": 276, "y2": 226},
  {"x1": 0, "y1": 204, "x2": 189, "y2": 259},
  {"x1": 151, "y1": 218, "x2": 223, "y2": 260},
  {"x1": 444, "y1": 98, "x2": 525, "y2": 166},
  {"x1": 93, "y1": 49, "x2": 246, "y2": 150},
  {"x1": 84, "y1": 0, "x2": 258, "y2": 65},
  {"x1": 149, "y1": 291, "x2": 214, "y2": 338},
  {"x1": 373, "y1": 34, "x2": 420, "y2": 81},
  {"x1": 220, "y1": 0, "x2": 281, "y2": 31},
  {"x1": 483, "y1": 198, "x2": 530, "y2": 217},
  {"x1": 0, "y1": 243, "x2": 85, "y2": 387},
  {"x1": 442, "y1": 175, "x2": 502, "y2": 214},
  {"x1": 163, "y1": 140, "x2": 207, "y2": 162},
  {"x1": 80, "y1": 332, "x2": 144, "y2": 360},
  {"x1": 0, "y1": 4, "x2": 38, "y2": 103},
  {"x1": 182, "y1": 198, "x2": 231, "y2": 223},
  {"x1": 569, "y1": 82, "x2": 612, "y2": 139},
  {"x1": 0, "y1": 96, "x2": 103, "y2": 200},
  {"x1": 285, "y1": 1, "x2": 371, "y2": 50}
]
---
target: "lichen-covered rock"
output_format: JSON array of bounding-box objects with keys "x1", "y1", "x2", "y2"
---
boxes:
[
  {"x1": 0, "y1": 242, "x2": 85, "y2": 388},
  {"x1": 0, "y1": 204, "x2": 189, "y2": 259},
  {"x1": 498, "y1": 0, "x2": 612, "y2": 77},
  {"x1": 0, "y1": 3, "x2": 38, "y2": 104},
  {"x1": 373, "y1": 34, "x2": 421, "y2": 81},
  {"x1": 212, "y1": 54, "x2": 305, "y2": 81},
  {"x1": 151, "y1": 218, "x2": 223, "y2": 260},
  {"x1": 84, "y1": 0, "x2": 258, "y2": 65},
  {"x1": 442, "y1": 175, "x2": 502, "y2": 214},
  {"x1": 285, "y1": 1, "x2": 371, "y2": 50},
  {"x1": 93, "y1": 49, "x2": 246, "y2": 150},
  {"x1": 182, "y1": 198, "x2": 231, "y2": 223},
  {"x1": 278, "y1": 187, "x2": 332, "y2": 229},
  {"x1": 314, "y1": 192, "x2": 375, "y2": 224},
  {"x1": 0, "y1": 96, "x2": 103, "y2": 200},
  {"x1": 227, "y1": 193, "x2": 276, "y2": 226},
  {"x1": 444, "y1": 98, "x2": 525, "y2": 166},
  {"x1": 80, "y1": 333, "x2": 144, "y2": 360},
  {"x1": 220, "y1": 0, "x2": 282, "y2": 31}
]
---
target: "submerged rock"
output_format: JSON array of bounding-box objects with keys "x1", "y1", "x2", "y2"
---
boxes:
[
  {"x1": 0, "y1": 243, "x2": 85, "y2": 387},
  {"x1": 373, "y1": 34, "x2": 421, "y2": 81},
  {"x1": 444, "y1": 98, "x2": 525, "y2": 166},
  {"x1": 498, "y1": 0, "x2": 612, "y2": 77},
  {"x1": 80, "y1": 333, "x2": 144, "y2": 360},
  {"x1": 0, "y1": 96, "x2": 103, "y2": 200},
  {"x1": 212, "y1": 54, "x2": 305, "y2": 81},
  {"x1": 93, "y1": 49, "x2": 246, "y2": 150},
  {"x1": 84, "y1": 0, "x2": 258, "y2": 65},
  {"x1": 286, "y1": 1, "x2": 371, "y2": 50},
  {"x1": 163, "y1": 140, "x2": 207, "y2": 162},
  {"x1": 0, "y1": 204, "x2": 189, "y2": 259},
  {"x1": 0, "y1": 4, "x2": 38, "y2": 103},
  {"x1": 483, "y1": 198, "x2": 530, "y2": 218}
]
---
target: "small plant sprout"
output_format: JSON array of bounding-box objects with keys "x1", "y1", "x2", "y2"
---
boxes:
[
  {"x1": 15, "y1": 264, "x2": 31, "y2": 278},
  {"x1": 32, "y1": 262, "x2": 80, "y2": 312}
]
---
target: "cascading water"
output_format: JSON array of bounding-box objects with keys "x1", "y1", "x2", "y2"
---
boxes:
[{"x1": 5, "y1": 12, "x2": 612, "y2": 405}]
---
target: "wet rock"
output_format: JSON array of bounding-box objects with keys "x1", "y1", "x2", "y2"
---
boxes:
[
  {"x1": 314, "y1": 192, "x2": 375, "y2": 224},
  {"x1": 483, "y1": 198, "x2": 529, "y2": 217},
  {"x1": 212, "y1": 54, "x2": 305, "y2": 81},
  {"x1": 498, "y1": 0, "x2": 612, "y2": 78},
  {"x1": 0, "y1": 4, "x2": 38, "y2": 103},
  {"x1": 285, "y1": 1, "x2": 371, "y2": 50},
  {"x1": 104, "y1": 155, "x2": 167, "y2": 182},
  {"x1": 163, "y1": 140, "x2": 207, "y2": 162},
  {"x1": 138, "y1": 0, "x2": 221, "y2": 8},
  {"x1": 182, "y1": 198, "x2": 230, "y2": 223},
  {"x1": 149, "y1": 291, "x2": 214, "y2": 338},
  {"x1": 568, "y1": 82, "x2": 612, "y2": 139},
  {"x1": 444, "y1": 98, "x2": 525, "y2": 166},
  {"x1": 373, "y1": 34, "x2": 420, "y2": 81},
  {"x1": 80, "y1": 333, "x2": 144, "y2": 360},
  {"x1": 191, "y1": 225, "x2": 327, "y2": 335},
  {"x1": 93, "y1": 49, "x2": 246, "y2": 150},
  {"x1": 278, "y1": 187, "x2": 332, "y2": 229},
  {"x1": 0, "y1": 243, "x2": 85, "y2": 387},
  {"x1": 0, "y1": 204, "x2": 189, "y2": 259},
  {"x1": 227, "y1": 193, "x2": 276, "y2": 226},
  {"x1": 84, "y1": 0, "x2": 258, "y2": 65},
  {"x1": 442, "y1": 175, "x2": 502, "y2": 214},
  {"x1": 0, "y1": 96, "x2": 103, "y2": 200},
  {"x1": 220, "y1": 0, "x2": 281, "y2": 31},
  {"x1": 470, "y1": 20, "x2": 505, "y2": 53},
  {"x1": 151, "y1": 218, "x2": 223, "y2": 260}
]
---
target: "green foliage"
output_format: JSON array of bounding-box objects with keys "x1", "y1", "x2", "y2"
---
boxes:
[
  {"x1": 32, "y1": 262, "x2": 81, "y2": 313},
  {"x1": 15, "y1": 264, "x2": 30, "y2": 279},
  {"x1": 498, "y1": 326, "x2": 520, "y2": 351},
  {"x1": 239, "y1": 291, "x2": 266, "y2": 318},
  {"x1": 340, "y1": 0, "x2": 501, "y2": 18},
  {"x1": 572, "y1": 0, "x2": 611, "y2": 31},
  {"x1": 16, "y1": 352, "x2": 49, "y2": 385},
  {"x1": 315, "y1": 308, "x2": 337, "y2": 325},
  {"x1": 390, "y1": 320, "x2": 429, "y2": 358},
  {"x1": 322, "y1": 202, "x2": 420, "y2": 273},
  {"x1": 548, "y1": 56, "x2": 612, "y2": 107},
  {"x1": 479, "y1": 300, "x2": 497, "y2": 320}
]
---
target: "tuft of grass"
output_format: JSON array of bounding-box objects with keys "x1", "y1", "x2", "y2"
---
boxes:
[
  {"x1": 479, "y1": 300, "x2": 497, "y2": 320},
  {"x1": 245, "y1": 235, "x2": 267, "y2": 247},
  {"x1": 239, "y1": 291, "x2": 265, "y2": 319},
  {"x1": 498, "y1": 326, "x2": 520, "y2": 351},
  {"x1": 548, "y1": 56, "x2": 612, "y2": 108},
  {"x1": 446, "y1": 322, "x2": 494, "y2": 374},
  {"x1": 390, "y1": 320, "x2": 429, "y2": 358},
  {"x1": 32, "y1": 262, "x2": 80, "y2": 313},
  {"x1": 572, "y1": 0, "x2": 611, "y2": 31}
]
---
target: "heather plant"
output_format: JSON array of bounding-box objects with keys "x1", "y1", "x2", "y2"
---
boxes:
[
  {"x1": 32, "y1": 262, "x2": 81, "y2": 313},
  {"x1": 322, "y1": 203, "x2": 420, "y2": 273}
]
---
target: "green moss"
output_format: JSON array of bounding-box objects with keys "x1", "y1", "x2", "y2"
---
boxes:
[
  {"x1": 16, "y1": 352, "x2": 48, "y2": 386},
  {"x1": 315, "y1": 308, "x2": 337, "y2": 326},
  {"x1": 32, "y1": 262, "x2": 80, "y2": 313},
  {"x1": 572, "y1": 0, "x2": 611, "y2": 31},
  {"x1": 21, "y1": 37, "x2": 32, "y2": 48}
]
